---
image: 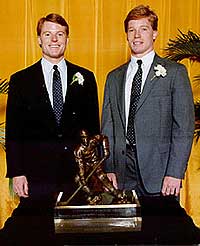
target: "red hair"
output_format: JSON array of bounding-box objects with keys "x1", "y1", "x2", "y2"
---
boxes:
[{"x1": 124, "y1": 5, "x2": 158, "y2": 33}]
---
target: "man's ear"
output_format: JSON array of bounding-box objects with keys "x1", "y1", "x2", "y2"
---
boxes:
[
  {"x1": 153, "y1": 30, "x2": 158, "y2": 41},
  {"x1": 66, "y1": 37, "x2": 69, "y2": 45},
  {"x1": 37, "y1": 36, "x2": 42, "y2": 47}
]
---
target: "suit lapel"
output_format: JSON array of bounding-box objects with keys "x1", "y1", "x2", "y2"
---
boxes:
[
  {"x1": 66, "y1": 60, "x2": 74, "y2": 85},
  {"x1": 136, "y1": 54, "x2": 162, "y2": 112},
  {"x1": 63, "y1": 60, "x2": 77, "y2": 108},
  {"x1": 32, "y1": 61, "x2": 57, "y2": 128},
  {"x1": 61, "y1": 60, "x2": 85, "y2": 127},
  {"x1": 116, "y1": 63, "x2": 129, "y2": 129}
]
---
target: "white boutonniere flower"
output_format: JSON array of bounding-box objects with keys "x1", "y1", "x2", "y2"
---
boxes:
[
  {"x1": 70, "y1": 72, "x2": 84, "y2": 86},
  {"x1": 151, "y1": 64, "x2": 167, "y2": 80}
]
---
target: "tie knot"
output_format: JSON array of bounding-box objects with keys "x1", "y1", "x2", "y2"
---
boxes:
[
  {"x1": 137, "y1": 59, "x2": 142, "y2": 67},
  {"x1": 53, "y1": 65, "x2": 58, "y2": 71}
]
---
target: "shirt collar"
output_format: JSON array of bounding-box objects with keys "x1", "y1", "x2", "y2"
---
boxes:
[
  {"x1": 41, "y1": 57, "x2": 67, "y2": 73},
  {"x1": 130, "y1": 50, "x2": 155, "y2": 67}
]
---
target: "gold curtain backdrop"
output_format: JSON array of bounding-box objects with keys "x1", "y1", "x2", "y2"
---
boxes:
[{"x1": 0, "y1": 0, "x2": 200, "y2": 229}]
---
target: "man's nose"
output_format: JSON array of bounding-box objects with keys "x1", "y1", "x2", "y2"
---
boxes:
[
  {"x1": 134, "y1": 30, "x2": 141, "y2": 37},
  {"x1": 51, "y1": 34, "x2": 58, "y2": 41}
]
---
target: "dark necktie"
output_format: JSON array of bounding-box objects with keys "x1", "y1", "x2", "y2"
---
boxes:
[
  {"x1": 127, "y1": 59, "x2": 143, "y2": 146},
  {"x1": 53, "y1": 65, "x2": 63, "y2": 125}
]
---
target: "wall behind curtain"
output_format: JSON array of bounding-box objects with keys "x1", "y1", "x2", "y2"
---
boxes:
[{"x1": 0, "y1": 0, "x2": 200, "y2": 228}]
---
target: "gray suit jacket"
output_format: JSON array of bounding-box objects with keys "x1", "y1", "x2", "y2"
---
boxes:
[{"x1": 101, "y1": 54, "x2": 195, "y2": 193}]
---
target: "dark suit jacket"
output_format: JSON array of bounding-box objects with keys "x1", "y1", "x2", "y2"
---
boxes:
[
  {"x1": 101, "y1": 54, "x2": 195, "y2": 193},
  {"x1": 6, "y1": 60, "x2": 100, "y2": 185}
]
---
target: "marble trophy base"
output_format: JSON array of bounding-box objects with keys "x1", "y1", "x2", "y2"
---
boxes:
[{"x1": 54, "y1": 190, "x2": 142, "y2": 233}]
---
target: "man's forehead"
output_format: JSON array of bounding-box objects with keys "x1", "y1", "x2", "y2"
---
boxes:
[
  {"x1": 128, "y1": 18, "x2": 151, "y2": 26},
  {"x1": 41, "y1": 21, "x2": 66, "y2": 32}
]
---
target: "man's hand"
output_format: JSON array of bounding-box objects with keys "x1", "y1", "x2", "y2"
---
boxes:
[
  {"x1": 13, "y1": 176, "x2": 29, "y2": 198},
  {"x1": 162, "y1": 176, "x2": 181, "y2": 196},
  {"x1": 106, "y1": 173, "x2": 118, "y2": 189}
]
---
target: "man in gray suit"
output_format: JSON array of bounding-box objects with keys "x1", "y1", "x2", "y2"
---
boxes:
[
  {"x1": 101, "y1": 4, "x2": 194, "y2": 198},
  {"x1": 101, "y1": 5, "x2": 199, "y2": 244}
]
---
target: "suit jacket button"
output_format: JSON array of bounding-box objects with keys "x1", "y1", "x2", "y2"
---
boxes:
[{"x1": 64, "y1": 146, "x2": 68, "y2": 150}]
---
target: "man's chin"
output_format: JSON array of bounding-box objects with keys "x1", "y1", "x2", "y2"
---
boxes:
[{"x1": 44, "y1": 53, "x2": 65, "y2": 61}]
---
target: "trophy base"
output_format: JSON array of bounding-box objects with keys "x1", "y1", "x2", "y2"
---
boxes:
[
  {"x1": 55, "y1": 216, "x2": 142, "y2": 233},
  {"x1": 54, "y1": 191, "x2": 142, "y2": 233}
]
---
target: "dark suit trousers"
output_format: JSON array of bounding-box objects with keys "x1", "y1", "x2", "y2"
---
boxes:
[
  {"x1": 0, "y1": 182, "x2": 59, "y2": 246},
  {"x1": 124, "y1": 144, "x2": 150, "y2": 196}
]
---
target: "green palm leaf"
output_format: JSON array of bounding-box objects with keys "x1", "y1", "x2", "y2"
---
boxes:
[
  {"x1": 0, "y1": 122, "x2": 5, "y2": 150},
  {"x1": 194, "y1": 129, "x2": 200, "y2": 143},
  {"x1": 0, "y1": 78, "x2": 9, "y2": 94},
  {"x1": 0, "y1": 78, "x2": 9, "y2": 150},
  {"x1": 165, "y1": 30, "x2": 200, "y2": 62}
]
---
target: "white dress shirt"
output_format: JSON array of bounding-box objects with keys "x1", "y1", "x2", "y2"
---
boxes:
[
  {"x1": 41, "y1": 58, "x2": 67, "y2": 106},
  {"x1": 125, "y1": 50, "x2": 155, "y2": 131}
]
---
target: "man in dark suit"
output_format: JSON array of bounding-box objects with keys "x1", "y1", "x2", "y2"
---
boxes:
[
  {"x1": 101, "y1": 5, "x2": 200, "y2": 244},
  {"x1": 0, "y1": 13, "x2": 99, "y2": 245}
]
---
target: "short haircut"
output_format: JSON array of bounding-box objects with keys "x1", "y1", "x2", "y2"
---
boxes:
[
  {"x1": 124, "y1": 5, "x2": 158, "y2": 33},
  {"x1": 37, "y1": 13, "x2": 69, "y2": 36}
]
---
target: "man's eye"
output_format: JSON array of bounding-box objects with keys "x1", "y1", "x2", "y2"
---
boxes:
[
  {"x1": 58, "y1": 32, "x2": 64, "y2": 37},
  {"x1": 141, "y1": 27, "x2": 148, "y2": 31},
  {"x1": 44, "y1": 33, "x2": 50, "y2": 37}
]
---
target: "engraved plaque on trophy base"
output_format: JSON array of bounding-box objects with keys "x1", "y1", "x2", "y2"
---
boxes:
[{"x1": 54, "y1": 192, "x2": 142, "y2": 233}]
